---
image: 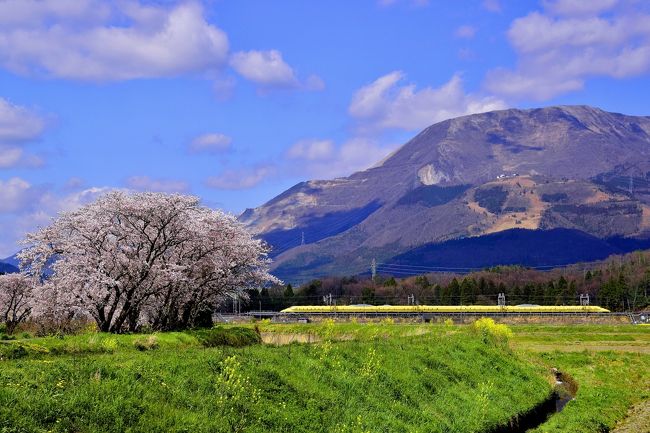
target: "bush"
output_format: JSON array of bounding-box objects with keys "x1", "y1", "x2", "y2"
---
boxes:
[
  {"x1": 192, "y1": 326, "x2": 261, "y2": 348},
  {"x1": 472, "y1": 317, "x2": 513, "y2": 345},
  {"x1": 0, "y1": 342, "x2": 49, "y2": 360},
  {"x1": 133, "y1": 335, "x2": 159, "y2": 351},
  {"x1": 0, "y1": 343, "x2": 27, "y2": 359}
]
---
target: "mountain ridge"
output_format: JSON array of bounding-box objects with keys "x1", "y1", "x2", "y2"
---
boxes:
[{"x1": 240, "y1": 105, "x2": 650, "y2": 282}]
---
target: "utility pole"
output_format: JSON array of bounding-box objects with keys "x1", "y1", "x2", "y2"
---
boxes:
[{"x1": 371, "y1": 258, "x2": 377, "y2": 281}]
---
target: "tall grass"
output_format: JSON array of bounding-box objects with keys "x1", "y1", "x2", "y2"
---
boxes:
[{"x1": 0, "y1": 325, "x2": 550, "y2": 433}]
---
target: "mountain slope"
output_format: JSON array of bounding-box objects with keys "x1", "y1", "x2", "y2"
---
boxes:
[
  {"x1": 0, "y1": 262, "x2": 18, "y2": 274},
  {"x1": 240, "y1": 106, "x2": 650, "y2": 282}
]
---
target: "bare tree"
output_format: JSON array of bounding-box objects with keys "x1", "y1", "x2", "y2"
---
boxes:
[{"x1": 0, "y1": 273, "x2": 33, "y2": 334}]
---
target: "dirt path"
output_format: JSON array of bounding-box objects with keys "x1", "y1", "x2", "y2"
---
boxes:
[{"x1": 611, "y1": 400, "x2": 650, "y2": 433}]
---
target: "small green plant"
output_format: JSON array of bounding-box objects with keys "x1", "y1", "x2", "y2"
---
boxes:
[
  {"x1": 101, "y1": 337, "x2": 118, "y2": 352},
  {"x1": 380, "y1": 317, "x2": 394, "y2": 325},
  {"x1": 333, "y1": 415, "x2": 372, "y2": 433},
  {"x1": 358, "y1": 347, "x2": 380, "y2": 379},
  {"x1": 215, "y1": 355, "x2": 261, "y2": 432},
  {"x1": 133, "y1": 335, "x2": 159, "y2": 351},
  {"x1": 316, "y1": 318, "x2": 341, "y2": 368}
]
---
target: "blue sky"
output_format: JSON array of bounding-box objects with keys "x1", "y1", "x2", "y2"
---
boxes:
[{"x1": 1, "y1": 0, "x2": 650, "y2": 256}]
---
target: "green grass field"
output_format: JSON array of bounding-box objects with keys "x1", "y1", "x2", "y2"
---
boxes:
[
  {"x1": 0, "y1": 321, "x2": 648, "y2": 432},
  {"x1": 511, "y1": 324, "x2": 650, "y2": 433}
]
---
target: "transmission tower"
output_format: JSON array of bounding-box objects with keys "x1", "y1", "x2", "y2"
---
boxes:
[
  {"x1": 301, "y1": 231, "x2": 305, "y2": 246},
  {"x1": 497, "y1": 293, "x2": 506, "y2": 307},
  {"x1": 371, "y1": 258, "x2": 377, "y2": 281}
]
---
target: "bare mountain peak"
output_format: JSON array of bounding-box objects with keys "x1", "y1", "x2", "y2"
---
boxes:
[{"x1": 242, "y1": 106, "x2": 650, "y2": 280}]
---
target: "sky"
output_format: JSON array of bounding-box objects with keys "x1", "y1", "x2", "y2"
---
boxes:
[{"x1": 1, "y1": 0, "x2": 650, "y2": 257}]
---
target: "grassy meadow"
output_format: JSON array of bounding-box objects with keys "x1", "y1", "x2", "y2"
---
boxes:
[
  {"x1": 0, "y1": 321, "x2": 648, "y2": 432},
  {"x1": 512, "y1": 325, "x2": 650, "y2": 433}
]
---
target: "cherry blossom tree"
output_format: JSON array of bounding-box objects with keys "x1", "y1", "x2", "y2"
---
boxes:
[
  {"x1": 19, "y1": 191, "x2": 278, "y2": 332},
  {"x1": 0, "y1": 273, "x2": 34, "y2": 334}
]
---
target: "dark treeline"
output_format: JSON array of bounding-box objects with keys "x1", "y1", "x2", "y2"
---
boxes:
[{"x1": 230, "y1": 250, "x2": 650, "y2": 313}]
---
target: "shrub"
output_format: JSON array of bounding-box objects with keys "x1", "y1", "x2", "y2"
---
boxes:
[
  {"x1": 0, "y1": 342, "x2": 48, "y2": 360},
  {"x1": 192, "y1": 326, "x2": 261, "y2": 348},
  {"x1": 0, "y1": 343, "x2": 27, "y2": 359},
  {"x1": 133, "y1": 335, "x2": 159, "y2": 351},
  {"x1": 472, "y1": 317, "x2": 513, "y2": 345}
]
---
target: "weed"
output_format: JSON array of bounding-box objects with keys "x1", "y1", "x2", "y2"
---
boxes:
[{"x1": 133, "y1": 335, "x2": 159, "y2": 351}]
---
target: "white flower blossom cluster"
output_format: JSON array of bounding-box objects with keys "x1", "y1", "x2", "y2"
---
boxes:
[{"x1": 15, "y1": 191, "x2": 278, "y2": 333}]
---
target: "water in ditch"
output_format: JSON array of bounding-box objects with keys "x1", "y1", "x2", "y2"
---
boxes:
[{"x1": 489, "y1": 369, "x2": 577, "y2": 433}]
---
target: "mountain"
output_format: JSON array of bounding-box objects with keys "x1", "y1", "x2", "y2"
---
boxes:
[
  {"x1": 240, "y1": 106, "x2": 650, "y2": 283},
  {"x1": 2, "y1": 254, "x2": 19, "y2": 268},
  {"x1": 0, "y1": 254, "x2": 20, "y2": 274},
  {"x1": 0, "y1": 262, "x2": 18, "y2": 274}
]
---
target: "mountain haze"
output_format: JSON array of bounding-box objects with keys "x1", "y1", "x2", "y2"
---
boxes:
[{"x1": 240, "y1": 106, "x2": 650, "y2": 282}]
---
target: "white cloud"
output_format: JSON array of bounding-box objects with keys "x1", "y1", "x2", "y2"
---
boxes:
[
  {"x1": 542, "y1": 0, "x2": 620, "y2": 17},
  {"x1": 64, "y1": 177, "x2": 85, "y2": 190},
  {"x1": 230, "y1": 49, "x2": 324, "y2": 90},
  {"x1": 485, "y1": 3, "x2": 650, "y2": 100},
  {"x1": 0, "y1": 1, "x2": 323, "y2": 94},
  {"x1": 204, "y1": 136, "x2": 396, "y2": 191},
  {"x1": 304, "y1": 74, "x2": 326, "y2": 91},
  {"x1": 0, "y1": 177, "x2": 36, "y2": 213},
  {"x1": 0, "y1": 147, "x2": 24, "y2": 169},
  {"x1": 0, "y1": 2, "x2": 229, "y2": 81},
  {"x1": 349, "y1": 71, "x2": 506, "y2": 131},
  {"x1": 205, "y1": 165, "x2": 275, "y2": 190},
  {"x1": 230, "y1": 50, "x2": 297, "y2": 87},
  {"x1": 0, "y1": 0, "x2": 110, "y2": 27},
  {"x1": 482, "y1": 0, "x2": 502, "y2": 12},
  {"x1": 0, "y1": 98, "x2": 46, "y2": 144},
  {"x1": 285, "y1": 137, "x2": 397, "y2": 179},
  {"x1": 125, "y1": 176, "x2": 189, "y2": 193},
  {"x1": 378, "y1": 0, "x2": 429, "y2": 7},
  {"x1": 0, "y1": 181, "x2": 113, "y2": 256},
  {"x1": 334, "y1": 138, "x2": 396, "y2": 176},
  {"x1": 455, "y1": 25, "x2": 477, "y2": 39},
  {"x1": 189, "y1": 133, "x2": 232, "y2": 154},
  {"x1": 0, "y1": 97, "x2": 47, "y2": 168},
  {"x1": 286, "y1": 139, "x2": 335, "y2": 161}
]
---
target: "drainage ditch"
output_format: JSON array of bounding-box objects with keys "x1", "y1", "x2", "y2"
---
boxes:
[{"x1": 488, "y1": 369, "x2": 577, "y2": 433}]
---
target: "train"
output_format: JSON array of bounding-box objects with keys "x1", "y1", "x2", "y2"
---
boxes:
[{"x1": 281, "y1": 305, "x2": 611, "y2": 314}]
